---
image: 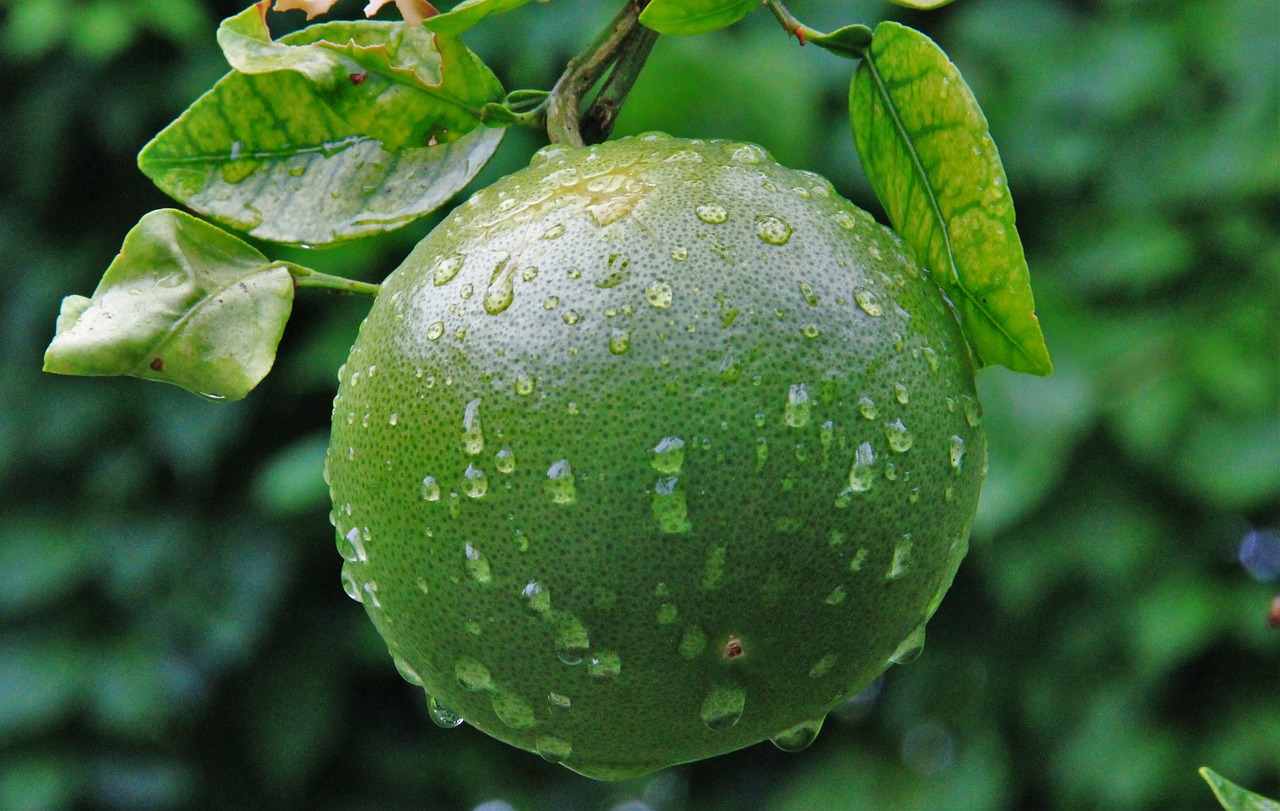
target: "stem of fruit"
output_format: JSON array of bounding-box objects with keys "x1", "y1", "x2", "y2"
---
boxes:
[
  {"x1": 286, "y1": 264, "x2": 381, "y2": 297},
  {"x1": 761, "y1": 0, "x2": 823, "y2": 46},
  {"x1": 544, "y1": 0, "x2": 655, "y2": 147}
]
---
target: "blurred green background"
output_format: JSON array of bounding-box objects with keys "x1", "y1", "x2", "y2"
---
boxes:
[{"x1": 1, "y1": 0, "x2": 1276, "y2": 808}]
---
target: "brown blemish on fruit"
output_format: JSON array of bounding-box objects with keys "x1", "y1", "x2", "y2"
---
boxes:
[
  {"x1": 722, "y1": 635, "x2": 745, "y2": 661},
  {"x1": 149, "y1": 357, "x2": 164, "y2": 372}
]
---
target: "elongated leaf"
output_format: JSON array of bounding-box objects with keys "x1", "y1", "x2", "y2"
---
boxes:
[
  {"x1": 1201, "y1": 768, "x2": 1280, "y2": 811},
  {"x1": 850, "y1": 21, "x2": 1052, "y2": 375},
  {"x1": 424, "y1": 0, "x2": 541, "y2": 35},
  {"x1": 639, "y1": 0, "x2": 757, "y2": 36},
  {"x1": 887, "y1": 0, "x2": 958, "y2": 8},
  {"x1": 139, "y1": 12, "x2": 504, "y2": 246},
  {"x1": 44, "y1": 210, "x2": 296, "y2": 401}
]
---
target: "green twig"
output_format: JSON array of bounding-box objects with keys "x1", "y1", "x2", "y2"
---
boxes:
[
  {"x1": 581, "y1": 23, "x2": 659, "y2": 144},
  {"x1": 762, "y1": 0, "x2": 822, "y2": 46},
  {"x1": 286, "y1": 264, "x2": 381, "y2": 297}
]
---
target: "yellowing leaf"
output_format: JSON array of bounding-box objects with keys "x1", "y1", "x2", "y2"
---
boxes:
[{"x1": 274, "y1": 0, "x2": 436, "y2": 25}]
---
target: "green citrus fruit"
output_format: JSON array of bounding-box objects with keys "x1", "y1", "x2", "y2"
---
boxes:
[{"x1": 326, "y1": 133, "x2": 986, "y2": 779}]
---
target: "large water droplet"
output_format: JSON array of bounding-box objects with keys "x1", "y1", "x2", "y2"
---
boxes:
[
  {"x1": 885, "y1": 418, "x2": 914, "y2": 452},
  {"x1": 609, "y1": 328, "x2": 632, "y2": 355},
  {"x1": 337, "y1": 526, "x2": 368, "y2": 563},
  {"x1": 858, "y1": 395, "x2": 878, "y2": 420},
  {"x1": 421, "y1": 476, "x2": 441, "y2": 501},
  {"x1": 960, "y1": 394, "x2": 983, "y2": 427},
  {"x1": 755, "y1": 215, "x2": 793, "y2": 245},
  {"x1": 522, "y1": 581, "x2": 552, "y2": 614},
  {"x1": 645, "y1": 281, "x2": 673, "y2": 309},
  {"x1": 428, "y1": 695, "x2": 463, "y2": 728},
  {"x1": 855, "y1": 289, "x2": 884, "y2": 317},
  {"x1": 340, "y1": 564, "x2": 362, "y2": 602},
  {"x1": 515, "y1": 372, "x2": 536, "y2": 396},
  {"x1": 483, "y1": 255, "x2": 517, "y2": 315},
  {"x1": 652, "y1": 476, "x2": 692, "y2": 534},
  {"x1": 890, "y1": 623, "x2": 926, "y2": 665},
  {"x1": 536, "y1": 735, "x2": 573, "y2": 763},
  {"x1": 771, "y1": 718, "x2": 825, "y2": 752},
  {"x1": 491, "y1": 690, "x2": 536, "y2": 728},
  {"x1": 784, "y1": 383, "x2": 811, "y2": 428},
  {"x1": 455, "y1": 657, "x2": 491, "y2": 691},
  {"x1": 701, "y1": 686, "x2": 746, "y2": 731},
  {"x1": 433, "y1": 253, "x2": 464, "y2": 286},
  {"x1": 464, "y1": 543, "x2": 491, "y2": 584},
  {"x1": 588, "y1": 651, "x2": 621, "y2": 679},
  {"x1": 949, "y1": 436, "x2": 966, "y2": 470},
  {"x1": 695, "y1": 203, "x2": 728, "y2": 224},
  {"x1": 463, "y1": 464, "x2": 488, "y2": 498},
  {"x1": 392, "y1": 652, "x2": 424, "y2": 686},
  {"x1": 595, "y1": 253, "x2": 630, "y2": 288},
  {"x1": 894, "y1": 382, "x2": 910, "y2": 404},
  {"x1": 834, "y1": 210, "x2": 856, "y2": 230},
  {"x1": 886, "y1": 535, "x2": 913, "y2": 580},
  {"x1": 495, "y1": 448, "x2": 516, "y2": 474},
  {"x1": 555, "y1": 616, "x2": 590, "y2": 665},
  {"x1": 650, "y1": 436, "x2": 686, "y2": 474},
  {"x1": 799, "y1": 282, "x2": 818, "y2": 306},
  {"x1": 426, "y1": 321, "x2": 444, "y2": 341},
  {"x1": 463, "y1": 399, "x2": 484, "y2": 455},
  {"x1": 546, "y1": 459, "x2": 576, "y2": 504}
]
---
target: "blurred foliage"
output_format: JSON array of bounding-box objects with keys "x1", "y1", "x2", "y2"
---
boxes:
[{"x1": 1, "y1": 0, "x2": 1276, "y2": 808}]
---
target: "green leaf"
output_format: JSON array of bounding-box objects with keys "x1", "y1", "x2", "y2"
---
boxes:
[
  {"x1": 43, "y1": 210, "x2": 296, "y2": 401},
  {"x1": 423, "y1": 0, "x2": 540, "y2": 35},
  {"x1": 639, "y1": 0, "x2": 758, "y2": 36},
  {"x1": 139, "y1": 12, "x2": 504, "y2": 246},
  {"x1": 886, "y1": 0, "x2": 958, "y2": 8},
  {"x1": 850, "y1": 21, "x2": 1052, "y2": 375},
  {"x1": 806, "y1": 24, "x2": 872, "y2": 59},
  {"x1": 1200, "y1": 768, "x2": 1280, "y2": 811}
]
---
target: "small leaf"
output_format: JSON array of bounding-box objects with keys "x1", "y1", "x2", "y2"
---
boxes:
[
  {"x1": 139, "y1": 16, "x2": 504, "y2": 246},
  {"x1": 1200, "y1": 768, "x2": 1280, "y2": 811},
  {"x1": 43, "y1": 210, "x2": 296, "y2": 401},
  {"x1": 886, "y1": 0, "x2": 958, "y2": 8},
  {"x1": 424, "y1": 0, "x2": 540, "y2": 35},
  {"x1": 850, "y1": 21, "x2": 1051, "y2": 375},
  {"x1": 807, "y1": 24, "x2": 872, "y2": 59},
  {"x1": 639, "y1": 0, "x2": 757, "y2": 36}
]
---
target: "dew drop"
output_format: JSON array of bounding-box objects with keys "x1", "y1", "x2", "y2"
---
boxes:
[
  {"x1": 595, "y1": 253, "x2": 630, "y2": 288},
  {"x1": 542, "y1": 223, "x2": 565, "y2": 240},
  {"x1": 340, "y1": 565, "x2": 362, "y2": 602},
  {"x1": 887, "y1": 535, "x2": 913, "y2": 580},
  {"x1": 464, "y1": 543, "x2": 491, "y2": 584},
  {"x1": 562, "y1": 309, "x2": 581, "y2": 325},
  {"x1": 835, "y1": 210, "x2": 856, "y2": 230},
  {"x1": 756, "y1": 437, "x2": 769, "y2": 470},
  {"x1": 858, "y1": 396, "x2": 878, "y2": 420},
  {"x1": 433, "y1": 254, "x2": 464, "y2": 286},
  {"x1": 555, "y1": 617, "x2": 590, "y2": 665},
  {"x1": 895, "y1": 382, "x2": 910, "y2": 404},
  {"x1": 464, "y1": 464, "x2": 488, "y2": 498},
  {"x1": 459, "y1": 283, "x2": 474, "y2": 300},
  {"x1": 546, "y1": 459, "x2": 577, "y2": 504},
  {"x1": 808, "y1": 653, "x2": 838, "y2": 679},
  {"x1": 495, "y1": 447, "x2": 516, "y2": 474},
  {"x1": 855, "y1": 289, "x2": 884, "y2": 317},
  {"x1": 455, "y1": 657, "x2": 491, "y2": 691},
  {"x1": 801, "y1": 324, "x2": 821, "y2": 339},
  {"x1": 483, "y1": 256, "x2": 517, "y2": 315},
  {"x1": 515, "y1": 372, "x2": 536, "y2": 396},
  {"x1": 670, "y1": 245, "x2": 688, "y2": 261},
  {"x1": 522, "y1": 581, "x2": 551, "y2": 614},
  {"x1": 649, "y1": 436, "x2": 686, "y2": 474},
  {"x1": 755, "y1": 215, "x2": 793, "y2": 245},
  {"x1": 799, "y1": 282, "x2": 818, "y2": 306},
  {"x1": 695, "y1": 204, "x2": 728, "y2": 224},
  {"x1": 784, "y1": 383, "x2": 811, "y2": 428},
  {"x1": 421, "y1": 476, "x2": 441, "y2": 501},
  {"x1": 543, "y1": 296, "x2": 560, "y2": 310},
  {"x1": 701, "y1": 686, "x2": 746, "y2": 731},
  {"x1": 679, "y1": 626, "x2": 707, "y2": 659},
  {"x1": 890, "y1": 623, "x2": 926, "y2": 665},
  {"x1": 588, "y1": 651, "x2": 621, "y2": 679},
  {"x1": 949, "y1": 436, "x2": 966, "y2": 470},
  {"x1": 547, "y1": 692, "x2": 572, "y2": 713},
  {"x1": 960, "y1": 394, "x2": 983, "y2": 427},
  {"x1": 652, "y1": 476, "x2": 692, "y2": 534},
  {"x1": 536, "y1": 735, "x2": 573, "y2": 763},
  {"x1": 609, "y1": 328, "x2": 632, "y2": 355},
  {"x1": 428, "y1": 695, "x2": 464, "y2": 728},
  {"x1": 521, "y1": 265, "x2": 540, "y2": 282},
  {"x1": 491, "y1": 690, "x2": 536, "y2": 729},
  {"x1": 885, "y1": 418, "x2": 914, "y2": 452},
  {"x1": 656, "y1": 603, "x2": 678, "y2": 624},
  {"x1": 337, "y1": 526, "x2": 368, "y2": 563},
  {"x1": 462, "y1": 399, "x2": 484, "y2": 455},
  {"x1": 645, "y1": 281, "x2": 673, "y2": 309},
  {"x1": 824, "y1": 585, "x2": 848, "y2": 605},
  {"x1": 392, "y1": 652, "x2": 423, "y2": 686},
  {"x1": 771, "y1": 718, "x2": 825, "y2": 752}
]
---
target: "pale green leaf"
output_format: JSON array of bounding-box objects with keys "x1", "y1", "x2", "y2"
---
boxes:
[
  {"x1": 43, "y1": 210, "x2": 296, "y2": 401},
  {"x1": 806, "y1": 24, "x2": 872, "y2": 59},
  {"x1": 850, "y1": 21, "x2": 1052, "y2": 375},
  {"x1": 1201, "y1": 768, "x2": 1280, "y2": 811},
  {"x1": 424, "y1": 0, "x2": 540, "y2": 35},
  {"x1": 639, "y1": 0, "x2": 757, "y2": 36},
  {"x1": 139, "y1": 18, "x2": 505, "y2": 246},
  {"x1": 886, "y1": 0, "x2": 958, "y2": 9}
]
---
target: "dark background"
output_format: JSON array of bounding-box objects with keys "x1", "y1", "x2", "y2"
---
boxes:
[{"x1": 1, "y1": 0, "x2": 1277, "y2": 808}]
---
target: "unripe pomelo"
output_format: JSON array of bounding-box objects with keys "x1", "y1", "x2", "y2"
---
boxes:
[{"x1": 326, "y1": 134, "x2": 986, "y2": 779}]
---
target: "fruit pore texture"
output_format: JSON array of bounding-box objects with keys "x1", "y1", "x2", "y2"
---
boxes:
[{"x1": 326, "y1": 134, "x2": 986, "y2": 779}]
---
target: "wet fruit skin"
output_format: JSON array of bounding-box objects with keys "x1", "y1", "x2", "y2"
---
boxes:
[{"x1": 326, "y1": 134, "x2": 986, "y2": 779}]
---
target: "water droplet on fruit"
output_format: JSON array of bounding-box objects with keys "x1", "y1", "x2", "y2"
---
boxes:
[
  {"x1": 455, "y1": 658, "x2": 491, "y2": 691},
  {"x1": 340, "y1": 565, "x2": 362, "y2": 602},
  {"x1": 848, "y1": 442, "x2": 875, "y2": 493},
  {"x1": 755, "y1": 215, "x2": 793, "y2": 245},
  {"x1": 562, "y1": 309, "x2": 581, "y2": 325},
  {"x1": 546, "y1": 459, "x2": 577, "y2": 504},
  {"x1": 543, "y1": 223, "x2": 565, "y2": 240},
  {"x1": 885, "y1": 418, "x2": 913, "y2": 452},
  {"x1": 887, "y1": 535, "x2": 913, "y2": 580},
  {"x1": 464, "y1": 543, "x2": 491, "y2": 584},
  {"x1": 392, "y1": 652, "x2": 423, "y2": 686},
  {"x1": 890, "y1": 623, "x2": 926, "y2": 665},
  {"x1": 483, "y1": 257, "x2": 517, "y2": 315},
  {"x1": 491, "y1": 690, "x2": 536, "y2": 728},
  {"x1": 771, "y1": 718, "x2": 824, "y2": 752},
  {"x1": 894, "y1": 382, "x2": 910, "y2": 404},
  {"x1": 855, "y1": 289, "x2": 884, "y2": 317},
  {"x1": 670, "y1": 245, "x2": 688, "y2": 261},
  {"x1": 650, "y1": 436, "x2": 685, "y2": 474},
  {"x1": 679, "y1": 626, "x2": 707, "y2": 659},
  {"x1": 824, "y1": 585, "x2": 848, "y2": 605},
  {"x1": 433, "y1": 254, "x2": 464, "y2": 286},
  {"x1": 536, "y1": 735, "x2": 573, "y2": 763},
  {"x1": 646, "y1": 281, "x2": 673, "y2": 309},
  {"x1": 595, "y1": 253, "x2": 630, "y2": 288},
  {"x1": 701, "y1": 543, "x2": 727, "y2": 590},
  {"x1": 428, "y1": 695, "x2": 463, "y2": 728},
  {"x1": 515, "y1": 373, "x2": 536, "y2": 396},
  {"x1": 801, "y1": 324, "x2": 820, "y2": 339},
  {"x1": 652, "y1": 476, "x2": 692, "y2": 534},
  {"x1": 695, "y1": 204, "x2": 728, "y2": 224},
  {"x1": 554, "y1": 617, "x2": 590, "y2": 665},
  {"x1": 756, "y1": 437, "x2": 769, "y2": 470},
  {"x1": 543, "y1": 296, "x2": 560, "y2": 310},
  {"x1": 960, "y1": 394, "x2": 982, "y2": 427},
  {"x1": 421, "y1": 476, "x2": 441, "y2": 501},
  {"x1": 858, "y1": 396, "x2": 878, "y2": 420},
  {"x1": 338, "y1": 526, "x2": 367, "y2": 563},
  {"x1": 588, "y1": 651, "x2": 621, "y2": 679},
  {"x1": 656, "y1": 603, "x2": 678, "y2": 624},
  {"x1": 731, "y1": 144, "x2": 766, "y2": 164},
  {"x1": 521, "y1": 581, "x2": 552, "y2": 614},
  {"x1": 784, "y1": 384, "x2": 811, "y2": 427},
  {"x1": 495, "y1": 448, "x2": 516, "y2": 474},
  {"x1": 547, "y1": 692, "x2": 572, "y2": 713},
  {"x1": 463, "y1": 399, "x2": 484, "y2": 455},
  {"x1": 464, "y1": 464, "x2": 488, "y2": 498},
  {"x1": 522, "y1": 265, "x2": 540, "y2": 282},
  {"x1": 701, "y1": 686, "x2": 746, "y2": 731},
  {"x1": 949, "y1": 436, "x2": 966, "y2": 470},
  {"x1": 609, "y1": 328, "x2": 632, "y2": 354},
  {"x1": 799, "y1": 282, "x2": 818, "y2": 306},
  {"x1": 808, "y1": 653, "x2": 837, "y2": 678}
]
